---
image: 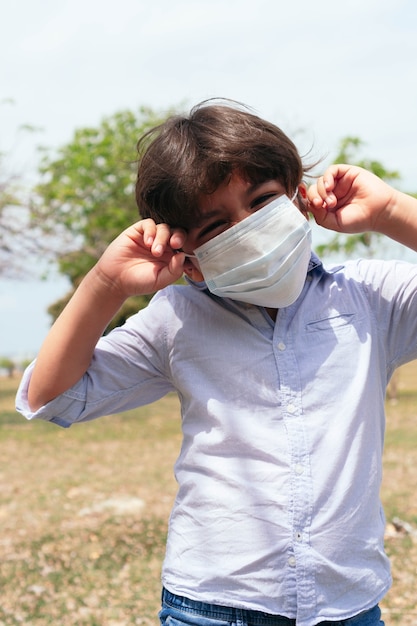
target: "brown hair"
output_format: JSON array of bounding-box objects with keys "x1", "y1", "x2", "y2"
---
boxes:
[{"x1": 136, "y1": 99, "x2": 311, "y2": 230}]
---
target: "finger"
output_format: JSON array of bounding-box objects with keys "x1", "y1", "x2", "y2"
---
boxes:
[
  {"x1": 306, "y1": 182, "x2": 318, "y2": 203},
  {"x1": 168, "y1": 250, "x2": 187, "y2": 276},
  {"x1": 309, "y1": 201, "x2": 330, "y2": 228},
  {"x1": 323, "y1": 164, "x2": 359, "y2": 199},
  {"x1": 149, "y1": 223, "x2": 175, "y2": 256},
  {"x1": 307, "y1": 180, "x2": 329, "y2": 209},
  {"x1": 137, "y1": 218, "x2": 158, "y2": 247},
  {"x1": 154, "y1": 251, "x2": 186, "y2": 291},
  {"x1": 316, "y1": 175, "x2": 328, "y2": 198},
  {"x1": 169, "y1": 228, "x2": 187, "y2": 251},
  {"x1": 326, "y1": 163, "x2": 352, "y2": 181},
  {"x1": 308, "y1": 172, "x2": 338, "y2": 210}
]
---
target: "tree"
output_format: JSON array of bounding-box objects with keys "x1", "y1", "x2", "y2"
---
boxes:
[
  {"x1": 32, "y1": 106, "x2": 177, "y2": 330},
  {"x1": 315, "y1": 137, "x2": 403, "y2": 258},
  {"x1": 0, "y1": 163, "x2": 20, "y2": 275},
  {"x1": 0, "y1": 100, "x2": 44, "y2": 278},
  {"x1": 0, "y1": 356, "x2": 15, "y2": 377},
  {"x1": 35, "y1": 111, "x2": 413, "y2": 329}
]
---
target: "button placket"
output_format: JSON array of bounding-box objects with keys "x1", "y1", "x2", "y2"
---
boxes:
[{"x1": 274, "y1": 318, "x2": 316, "y2": 613}]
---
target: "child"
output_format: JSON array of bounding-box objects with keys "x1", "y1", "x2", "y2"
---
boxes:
[{"x1": 16, "y1": 101, "x2": 417, "y2": 626}]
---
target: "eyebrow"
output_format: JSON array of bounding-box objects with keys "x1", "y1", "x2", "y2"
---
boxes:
[
  {"x1": 195, "y1": 181, "x2": 273, "y2": 227},
  {"x1": 194, "y1": 209, "x2": 223, "y2": 227}
]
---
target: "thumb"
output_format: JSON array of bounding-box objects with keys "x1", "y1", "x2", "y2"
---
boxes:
[{"x1": 308, "y1": 199, "x2": 329, "y2": 228}]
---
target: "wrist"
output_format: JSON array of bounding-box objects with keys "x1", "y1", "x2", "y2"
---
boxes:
[
  {"x1": 374, "y1": 188, "x2": 417, "y2": 251},
  {"x1": 372, "y1": 186, "x2": 402, "y2": 236},
  {"x1": 86, "y1": 264, "x2": 128, "y2": 307}
]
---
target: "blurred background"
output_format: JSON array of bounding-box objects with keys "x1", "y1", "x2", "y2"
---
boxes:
[{"x1": 1, "y1": 0, "x2": 417, "y2": 363}]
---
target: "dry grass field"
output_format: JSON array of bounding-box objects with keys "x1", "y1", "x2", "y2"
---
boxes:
[{"x1": 1, "y1": 363, "x2": 416, "y2": 625}]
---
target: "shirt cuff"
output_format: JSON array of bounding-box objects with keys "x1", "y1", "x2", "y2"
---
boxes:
[{"x1": 15, "y1": 360, "x2": 83, "y2": 428}]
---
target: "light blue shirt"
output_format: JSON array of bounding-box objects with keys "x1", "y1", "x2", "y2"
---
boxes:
[{"x1": 16, "y1": 255, "x2": 417, "y2": 626}]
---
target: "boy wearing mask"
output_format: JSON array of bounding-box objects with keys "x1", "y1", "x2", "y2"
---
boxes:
[{"x1": 17, "y1": 101, "x2": 417, "y2": 626}]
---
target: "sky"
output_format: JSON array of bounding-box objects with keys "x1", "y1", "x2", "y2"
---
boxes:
[{"x1": 1, "y1": 0, "x2": 417, "y2": 358}]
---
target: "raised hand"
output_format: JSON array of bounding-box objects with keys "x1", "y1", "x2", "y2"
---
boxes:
[
  {"x1": 92, "y1": 219, "x2": 187, "y2": 299},
  {"x1": 307, "y1": 164, "x2": 396, "y2": 235}
]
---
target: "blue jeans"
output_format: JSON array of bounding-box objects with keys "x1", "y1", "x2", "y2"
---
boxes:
[{"x1": 159, "y1": 588, "x2": 384, "y2": 626}]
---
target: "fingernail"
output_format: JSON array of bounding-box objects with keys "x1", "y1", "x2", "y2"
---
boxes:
[{"x1": 154, "y1": 244, "x2": 163, "y2": 255}]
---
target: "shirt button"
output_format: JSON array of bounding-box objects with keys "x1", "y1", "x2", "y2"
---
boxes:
[
  {"x1": 277, "y1": 342, "x2": 286, "y2": 351},
  {"x1": 288, "y1": 556, "x2": 296, "y2": 567},
  {"x1": 287, "y1": 403, "x2": 296, "y2": 414},
  {"x1": 295, "y1": 464, "x2": 304, "y2": 475}
]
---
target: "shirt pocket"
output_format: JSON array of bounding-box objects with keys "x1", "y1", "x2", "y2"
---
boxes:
[{"x1": 305, "y1": 312, "x2": 355, "y2": 334}]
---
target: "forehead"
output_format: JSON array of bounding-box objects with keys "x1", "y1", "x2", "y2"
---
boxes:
[{"x1": 197, "y1": 173, "x2": 249, "y2": 212}]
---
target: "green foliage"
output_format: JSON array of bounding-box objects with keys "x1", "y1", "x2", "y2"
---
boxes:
[
  {"x1": 333, "y1": 136, "x2": 401, "y2": 182},
  {"x1": 34, "y1": 107, "x2": 170, "y2": 272},
  {"x1": 46, "y1": 288, "x2": 152, "y2": 335},
  {"x1": 0, "y1": 357, "x2": 15, "y2": 376},
  {"x1": 33, "y1": 106, "x2": 176, "y2": 327}
]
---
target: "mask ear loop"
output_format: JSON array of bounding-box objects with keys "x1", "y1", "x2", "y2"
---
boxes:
[{"x1": 175, "y1": 249, "x2": 197, "y2": 259}]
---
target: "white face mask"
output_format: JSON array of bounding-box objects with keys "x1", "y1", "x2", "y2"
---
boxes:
[{"x1": 190, "y1": 193, "x2": 312, "y2": 308}]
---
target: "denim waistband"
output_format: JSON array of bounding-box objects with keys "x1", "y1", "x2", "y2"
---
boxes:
[
  {"x1": 162, "y1": 587, "x2": 296, "y2": 625},
  {"x1": 161, "y1": 588, "x2": 381, "y2": 626}
]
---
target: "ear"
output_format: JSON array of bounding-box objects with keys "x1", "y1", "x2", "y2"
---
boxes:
[
  {"x1": 297, "y1": 183, "x2": 309, "y2": 219},
  {"x1": 183, "y1": 257, "x2": 204, "y2": 282},
  {"x1": 298, "y1": 182, "x2": 308, "y2": 200}
]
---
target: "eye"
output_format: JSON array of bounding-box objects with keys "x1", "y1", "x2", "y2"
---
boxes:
[
  {"x1": 198, "y1": 220, "x2": 228, "y2": 240},
  {"x1": 250, "y1": 193, "x2": 279, "y2": 210}
]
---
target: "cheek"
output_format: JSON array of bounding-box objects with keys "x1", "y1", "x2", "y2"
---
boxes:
[{"x1": 295, "y1": 198, "x2": 309, "y2": 220}]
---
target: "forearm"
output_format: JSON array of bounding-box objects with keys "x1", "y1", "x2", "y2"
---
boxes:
[
  {"x1": 27, "y1": 267, "x2": 126, "y2": 411},
  {"x1": 376, "y1": 189, "x2": 417, "y2": 252},
  {"x1": 26, "y1": 219, "x2": 188, "y2": 412}
]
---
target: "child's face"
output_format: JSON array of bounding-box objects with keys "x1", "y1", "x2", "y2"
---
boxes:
[{"x1": 182, "y1": 171, "x2": 288, "y2": 282}]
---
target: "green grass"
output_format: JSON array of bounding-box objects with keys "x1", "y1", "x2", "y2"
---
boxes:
[{"x1": 1, "y1": 367, "x2": 417, "y2": 624}]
